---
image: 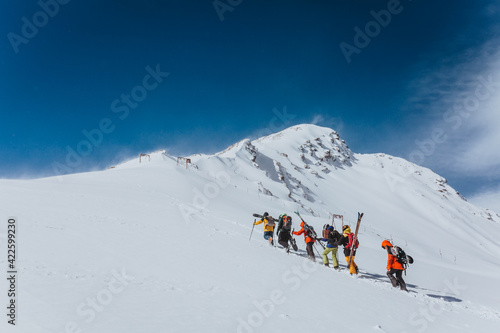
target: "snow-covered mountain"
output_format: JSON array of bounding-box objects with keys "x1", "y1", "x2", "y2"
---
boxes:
[{"x1": 1, "y1": 124, "x2": 499, "y2": 332}]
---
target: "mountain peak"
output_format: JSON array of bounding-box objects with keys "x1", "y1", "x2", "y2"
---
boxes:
[
  {"x1": 255, "y1": 123, "x2": 340, "y2": 143},
  {"x1": 252, "y1": 123, "x2": 352, "y2": 165}
]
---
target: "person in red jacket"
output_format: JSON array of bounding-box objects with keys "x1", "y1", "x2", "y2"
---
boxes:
[
  {"x1": 341, "y1": 225, "x2": 359, "y2": 275},
  {"x1": 293, "y1": 222, "x2": 316, "y2": 261},
  {"x1": 381, "y1": 240, "x2": 408, "y2": 292}
]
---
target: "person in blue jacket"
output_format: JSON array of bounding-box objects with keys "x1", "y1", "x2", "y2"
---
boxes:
[{"x1": 321, "y1": 226, "x2": 342, "y2": 269}]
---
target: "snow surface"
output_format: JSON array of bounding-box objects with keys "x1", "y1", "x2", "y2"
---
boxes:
[{"x1": 1, "y1": 124, "x2": 499, "y2": 333}]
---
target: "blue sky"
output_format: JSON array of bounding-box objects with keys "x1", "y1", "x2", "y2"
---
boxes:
[{"x1": 1, "y1": 0, "x2": 500, "y2": 209}]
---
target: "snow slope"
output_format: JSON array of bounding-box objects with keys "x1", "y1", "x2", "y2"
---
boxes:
[{"x1": 1, "y1": 124, "x2": 499, "y2": 333}]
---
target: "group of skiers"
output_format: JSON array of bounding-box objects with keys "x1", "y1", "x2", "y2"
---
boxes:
[{"x1": 253, "y1": 212, "x2": 413, "y2": 292}]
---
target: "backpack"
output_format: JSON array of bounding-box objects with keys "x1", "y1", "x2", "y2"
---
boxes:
[
  {"x1": 331, "y1": 230, "x2": 342, "y2": 245},
  {"x1": 278, "y1": 214, "x2": 292, "y2": 231},
  {"x1": 282, "y1": 216, "x2": 292, "y2": 231},
  {"x1": 277, "y1": 214, "x2": 285, "y2": 230},
  {"x1": 303, "y1": 223, "x2": 317, "y2": 238},
  {"x1": 265, "y1": 216, "x2": 276, "y2": 227},
  {"x1": 345, "y1": 233, "x2": 359, "y2": 249},
  {"x1": 322, "y1": 224, "x2": 330, "y2": 239},
  {"x1": 391, "y1": 246, "x2": 413, "y2": 266}
]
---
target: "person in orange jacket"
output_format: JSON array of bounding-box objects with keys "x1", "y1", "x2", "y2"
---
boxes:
[
  {"x1": 381, "y1": 240, "x2": 408, "y2": 291},
  {"x1": 293, "y1": 222, "x2": 316, "y2": 261},
  {"x1": 253, "y1": 212, "x2": 276, "y2": 245}
]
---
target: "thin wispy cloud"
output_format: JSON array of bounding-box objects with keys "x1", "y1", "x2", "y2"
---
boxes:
[
  {"x1": 311, "y1": 114, "x2": 324, "y2": 125},
  {"x1": 469, "y1": 183, "x2": 500, "y2": 214},
  {"x1": 403, "y1": 35, "x2": 500, "y2": 184},
  {"x1": 310, "y1": 114, "x2": 344, "y2": 132}
]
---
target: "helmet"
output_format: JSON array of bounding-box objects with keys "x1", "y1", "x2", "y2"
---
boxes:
[
  {"x1": 381, "y1": 240, "x2": 392, "y2": 249},
  {"x1": 342, "y1": 225, "x2": 350, "y2": 231},
  {"x1": 328, "y1": 226, "x2": 334, "y2": 231},
  {"x1": 263, "y1": 212, "x2": 269, "y2": 217}
]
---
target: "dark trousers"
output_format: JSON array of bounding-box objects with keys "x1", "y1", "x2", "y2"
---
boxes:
[
  {"x1": 278, "y1": 230, "x2": 291, "y2": 250},
  {"x1": 278, "y1": 240, "x2": 289, "y2": 249},
  {"x1": 387, "y1": 269, "x2": 407, "y2": 291},
  {"x1": 306, "y1": 242, "x2": 315, "y2": 261},
  {"x1": 343, "y1": 248, "x2": 357, "y2": 257}
]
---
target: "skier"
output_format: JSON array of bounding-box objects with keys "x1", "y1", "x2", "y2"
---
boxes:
[
  {"x1": 275, "y1": 214, "x2": 287, "y2": 237},
  {"x1": 341, "y1": 225, "x2": 359, "y2": 275},
  {"x1": 321, "y1": 226, "x2": 342, "y2": 269},
  {"x1": 293, "y1": 222, "x2": 316, "y2": 261},
  {"x1": 277, "y1": 214, "x2": 293, "y2": 252},
  {"x1": 253, "y1": 212, "x2": 276, "y2": 245},
  {"x1": 381, "y1": 240, "x2": 408, "y2": 292}
]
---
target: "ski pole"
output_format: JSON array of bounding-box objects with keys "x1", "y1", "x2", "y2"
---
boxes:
[
  {"x1": 317, "y1": 238, "x2": 326, "y2": 250},
  {"x1": 313, "y1": 243, "x2": 322, "y2": 258},
  {"x1": 249, "y1": 219, "x2": 256, "y2": 241}
]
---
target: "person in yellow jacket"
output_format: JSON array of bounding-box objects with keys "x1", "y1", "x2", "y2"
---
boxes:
[
  {"x1": 340, "y1": 225, "x2": 359, "y2": 275},
  {"x1": 253, "y1": 212, "x2": 276, "y2": 245}
]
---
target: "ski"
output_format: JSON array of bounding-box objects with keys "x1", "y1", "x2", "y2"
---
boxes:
[
  {"x1": 253, "y1": 213, "x2": 276, "y2": 223},
  {"x1": 347, "y1": 212, "x2": 363, "y2": 271}
]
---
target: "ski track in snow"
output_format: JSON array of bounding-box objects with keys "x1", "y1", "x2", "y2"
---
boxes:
[{"x1": 247, "y1": 241, "x2": 500, "y2": 324}]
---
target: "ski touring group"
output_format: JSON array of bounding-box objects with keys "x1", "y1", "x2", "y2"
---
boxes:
[{"x1": 251, "y1": 211, "x2": 414, "y2": 292}]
